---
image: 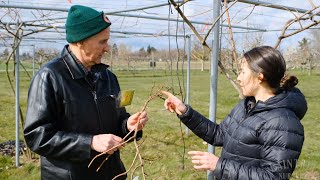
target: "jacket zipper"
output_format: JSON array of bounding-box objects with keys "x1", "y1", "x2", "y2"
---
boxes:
[
  {"x1": 93, "y1": 91, "x2": 103, "y2": 132},
  {"x1": 85, "y1": 78, "x2": 103, "y2": 132}
]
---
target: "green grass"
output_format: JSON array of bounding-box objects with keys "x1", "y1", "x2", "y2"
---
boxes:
[{"x1": 0, "y1": 67, "x2": 319, "y2": 179}]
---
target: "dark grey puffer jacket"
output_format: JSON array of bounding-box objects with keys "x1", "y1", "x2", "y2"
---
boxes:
[{"x1": 179, "y1": 88, "x2": 307, "y2": 180}]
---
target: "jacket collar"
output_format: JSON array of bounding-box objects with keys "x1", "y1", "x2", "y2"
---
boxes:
[
  {"x1": 60, "y1": 45, "x2": 109, "y2": 80},
  {"x1": 243, "y1": 88, "x2": 307, "y2": 120}
]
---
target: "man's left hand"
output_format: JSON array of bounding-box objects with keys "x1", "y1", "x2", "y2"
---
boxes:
[{"x1": 127, "y1": 111, "x2": 148, "y2": 131}]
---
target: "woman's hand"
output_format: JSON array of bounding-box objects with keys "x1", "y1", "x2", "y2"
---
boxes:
[
  {"x1": 188, "y1": 151, "x2": 219, "y2": 171},
  {"x1": 127, "y1": 111, "x2": 148, "y2": 131},
  {"x1": 161, "y1": 91, "x2": 187, "y2": 115}
]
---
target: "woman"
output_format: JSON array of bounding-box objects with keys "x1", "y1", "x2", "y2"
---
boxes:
[{"x1": 162, "y1": 46, "x2": 307, "y2": 179}]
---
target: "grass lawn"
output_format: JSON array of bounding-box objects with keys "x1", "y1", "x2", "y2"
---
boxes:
[{"x1": 0, "y1": 63, "x2": 319, "y2": 179}]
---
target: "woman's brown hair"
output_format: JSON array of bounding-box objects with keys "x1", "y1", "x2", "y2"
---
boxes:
[{"x1": 244, "y1": 46, "x2": 298, "y2": 92}]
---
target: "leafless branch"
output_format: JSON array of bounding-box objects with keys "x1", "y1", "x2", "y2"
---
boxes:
[
  {"x1": 308, "y1": 0, "x2": 316, "y2": 9},
  {"x1": 283, "y1": 20, "x2": 319, "y2": 39},
  {"x1": 186, "y1": 8, "x2": 212, "y2": 18},
  {"x1": 169, "y1": 0, "x2": 210, "y2": 48},
  {"x1": 203, "y1": 0, "x2": 239, "y2": 44},
  {"x1": 169, "y1": 0, "x2": 242, "y2": 97},
  {"x1": 0, "y1": 10, "x2": 10, "y2": 20},
  {"x1": 113, "y1": 140, "x2": 144, "y2": 180},
  {"x1": 224, "y1": 0, "x2": 238, "y2": 73},
  {"x1": 178, "y1": 0, "x2": 192, "y2": 7},
  {"x1": 0, "y1": 20, "x2": 18, "y2": 38},
  {"x1": 23, "y1": 27, "x2": 53, "y2": 37},
  {"x1": 274, "y1": 6, "x2": 320, "y2": 49},
  {"x1": 88, "y1": 85, "x2": 168, "y2": 180},
  {"x1": 233, "y1": 5, "x2": 255, "y2": 24}
]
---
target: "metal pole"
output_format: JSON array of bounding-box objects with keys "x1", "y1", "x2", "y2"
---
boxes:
[
  {"x1": 237, "y1": 0, "x2": 320, "y2": 16},
  {"x1": 105, "y1": 1, "x2": 184, "y2": 14},
  {"x1": 15, "y1": 20, "x2": 20, "y2": 167},
  {"x1": 3, "y1": 1, "x2": 317, "y2": 17},
  {"x1": 0, "y1": 4, "x2": 267, "y2": 31},
  {"x1": 208, "y1": 0, "x2": 221, "y2": 179},
  {"x1": 111, "y1": 13, "x2": 265, "y2": 30},
  {"x1": 32, "y1": 44, "x2": 35, "y2": 76},
  {"x1": 185, "y1": 35, "x2": 191, "y2": 136},
  {"x1": 4, "y1": 25, "x2": 319, "y2": 36},
  {"x1": 0, "y1": 1, "x2": 183, "y2": 14}
]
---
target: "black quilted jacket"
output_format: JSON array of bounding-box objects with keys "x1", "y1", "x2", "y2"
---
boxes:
[
  {"x1": 24, "y1": 45, "x2": 141, "y2": 180},
  {"x1": 179, "y1": 88, "x2": 307, "y2": 180}
]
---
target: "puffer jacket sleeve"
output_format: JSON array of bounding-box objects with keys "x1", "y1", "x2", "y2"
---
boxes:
[
  {"x1": 178, "y1": 105, "x2": 234, "y2": 146},
  {"x1": 24, "y1": 68, "x2": 92, "y2": 162},
  {"x1": 213, "y1": 113, "x2": 304, "y2": 180}
]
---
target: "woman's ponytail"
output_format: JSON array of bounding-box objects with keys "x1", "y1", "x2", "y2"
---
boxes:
[{"x1": 280, "y1": 74, "x2": 298, "y2": 91}]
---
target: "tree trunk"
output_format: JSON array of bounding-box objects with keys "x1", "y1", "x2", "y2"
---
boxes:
[
  {"x1": 308, "y1": 58, "x2": 311, "y2": 76},
  {"x1": 201, "y1": 60, "x2": 204, "y2": 71}
]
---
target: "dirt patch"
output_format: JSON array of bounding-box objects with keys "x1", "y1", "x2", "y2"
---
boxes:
[
  {"x1": 0, "y1": 140, "x2": 26, "y2": 156},
  {"x1": 302, "y1": 171, "x2": 320, "y2": 180}
]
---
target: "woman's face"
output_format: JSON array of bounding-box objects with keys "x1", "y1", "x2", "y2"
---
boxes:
[{"x1": 237, "y1": 59, "x2": 261, "y2": 97}]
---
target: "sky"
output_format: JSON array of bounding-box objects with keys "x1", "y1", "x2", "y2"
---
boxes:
[{"x1": 0, "y1": 0, "x2": 319, "y2": 53}]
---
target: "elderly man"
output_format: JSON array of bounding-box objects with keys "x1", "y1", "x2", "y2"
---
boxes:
[{"x1": 24, "y1": 5, "x2": 148, "y2": 180}]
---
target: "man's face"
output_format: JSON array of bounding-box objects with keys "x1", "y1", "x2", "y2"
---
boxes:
[{"x1": 79, "y1": 27, "x2": 110, "y2": 69}]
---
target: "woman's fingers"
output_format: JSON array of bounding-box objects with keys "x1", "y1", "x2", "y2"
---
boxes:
[
  {"x1": 161, "y1": 90, "x2": 174, "y2": 98},
  {"x1": 188, "y1": 151, "x2": 204, "y2": 156},
  {"x1": 162, "y1": 91, "x2": 185, "y2": 114},
  {"x1": 188, "y1": 151, "x2": 219, "y2": 171}
]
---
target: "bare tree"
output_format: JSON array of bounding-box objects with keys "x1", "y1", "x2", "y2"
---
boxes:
[
  {"x1": 298, "y1": 38, "x2": 314, "y2": 75},
  {"x1": 35, "y1": 48, "x2": 59, "y2": 68},
  {"x1": 169, "y1": 0, "x2": 242, "y2": 97},
  {"x1": 0, "y1": 7, "x2": 61, "y2": 160},
  {"x1": 310, "y1": 29, "x2": 320, "y2": 69},
  {"x1": 274, "y1": 4, "x2": 320, "y2": 49},
  {"x1": 168, "y1": 0, "x2": 320, "y2": 98},
  {"x1": 241, "y1": 27, "x2": 265, "y2": 51},
  {"x1": 191, "y1": 42, "x2": 210, "y2": 71}
]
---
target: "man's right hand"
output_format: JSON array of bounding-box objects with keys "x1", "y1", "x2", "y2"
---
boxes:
[{"x1": 91, "y1": 134, "x2": 124, "y2": 154}]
